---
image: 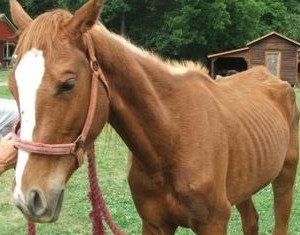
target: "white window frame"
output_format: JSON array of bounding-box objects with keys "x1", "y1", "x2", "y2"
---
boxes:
[{"x1": 3, "y1": 42, "x2": 16, "y2": 60}]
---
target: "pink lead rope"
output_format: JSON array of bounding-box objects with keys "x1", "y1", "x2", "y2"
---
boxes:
[{"x1": 87, "y1": 145, "x2": 125, "y2": 235}]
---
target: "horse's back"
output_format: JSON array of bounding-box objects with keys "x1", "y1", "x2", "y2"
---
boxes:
[{"x1": 217, "y1": 66, "x2": 296, "y2": 125}]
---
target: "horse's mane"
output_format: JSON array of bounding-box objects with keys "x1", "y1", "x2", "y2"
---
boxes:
[
  {"x1": 15, "y1": 9, "x2": 208, "y2": 75},
  {"x1": 107, "y1": 29, "x2": 209, "y2": 75}
]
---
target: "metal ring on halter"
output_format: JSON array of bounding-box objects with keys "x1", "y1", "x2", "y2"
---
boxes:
[
  {"x1": 91, "y1": 60, "x2": 100, "y2": 72},
  {"x1": 72, "y1": 135, "x2": 83, "y2": 154}
]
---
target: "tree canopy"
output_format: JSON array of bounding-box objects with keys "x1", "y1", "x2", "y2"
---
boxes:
[{"x1": 2, "y1": 0, "x2": 300, "y2": 63}]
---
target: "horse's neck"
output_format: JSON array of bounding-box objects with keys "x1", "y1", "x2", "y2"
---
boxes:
[{"x1": 91, "y1": 27, "x2": 179, "y2": 173}]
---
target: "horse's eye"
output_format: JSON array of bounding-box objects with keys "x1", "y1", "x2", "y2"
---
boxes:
[{"x1": 57, "y1": 78, "x2": 76, "y2": 95}]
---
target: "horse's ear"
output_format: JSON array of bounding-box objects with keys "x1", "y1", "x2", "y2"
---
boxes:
[
  {"x1": 10, "y1": 0, "x2": 33, "y2": 31},
  {"x1": 67, "y1": 0, "x2": 105, "y2": 36}
]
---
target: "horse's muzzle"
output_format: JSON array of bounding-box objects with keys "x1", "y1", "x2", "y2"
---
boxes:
[{"x1": 14, "y1": 188, "x2": 64, "y2": 223}]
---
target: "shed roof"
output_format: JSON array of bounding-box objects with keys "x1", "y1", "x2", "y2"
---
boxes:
[
  {"x1": 208, "y1": 47, "x2": 249, "y2": 58},
  {"x1": 246, "y1": 31, "x2": 300, "y2": 46},
  {"x1": 208, "y1": 31, "x2": 300, "y2": 59},
  {"x1": 0, "y1": 14, "x2": 17, "y2": 32}
]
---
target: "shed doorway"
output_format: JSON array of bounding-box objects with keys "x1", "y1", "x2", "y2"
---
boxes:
[{"x1": 214, "y1": 57, "x2": 248, "y2": 77}]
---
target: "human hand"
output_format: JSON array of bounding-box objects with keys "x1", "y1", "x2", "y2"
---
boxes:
[{"x1": 0, "y1": 133, "x2": 17, "y2": 175}]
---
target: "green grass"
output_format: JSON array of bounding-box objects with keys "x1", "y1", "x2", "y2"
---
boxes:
[
  {"x1": 0, "y1": 70, "x2": 9, "y2": 82},
  {"x1": 0, "y1": 70, "x2": 299, "y2": 234},
  {"x1": 0, "y1": 86, "x2": 13, "y2": 99},
  {"x1": 0, "y1": 70, "x2": 12, "y2": 99}
]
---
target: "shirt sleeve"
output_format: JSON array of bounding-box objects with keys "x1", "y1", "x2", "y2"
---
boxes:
[{"x1": 0, "y1": 98, "x2": 19, "y2": 139}]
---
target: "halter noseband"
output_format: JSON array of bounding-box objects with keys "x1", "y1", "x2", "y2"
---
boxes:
[{"x1": 13, "y1": 34, "x2": 110, "y2": 168}]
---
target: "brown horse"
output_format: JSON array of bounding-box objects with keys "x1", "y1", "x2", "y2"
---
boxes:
[{"x1": 8, "y1": 0, "x2": 299, "y2": 234}]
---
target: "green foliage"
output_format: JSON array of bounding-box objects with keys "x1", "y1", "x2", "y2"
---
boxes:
[
  {"x1": 156, "y1": 1, "x2": 232, "y2": 59},
  {"x1": 2, "y1": 0, "x2": 300, "y2": 62},
  {"x1": 102, "y1": 0, "x2": 130, "y2": 29},
  {"x1": 0, "y1": 0, "x2": 10, "y2": 18}
]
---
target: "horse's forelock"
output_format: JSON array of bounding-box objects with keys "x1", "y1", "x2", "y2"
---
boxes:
[{"x1": 16, "y1": 10, "x2": 73, "y2": 60}]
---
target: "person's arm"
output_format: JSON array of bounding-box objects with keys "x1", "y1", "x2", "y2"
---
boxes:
[{"x1": 0, "y1": 133, "x2": 17, "y2": 175}]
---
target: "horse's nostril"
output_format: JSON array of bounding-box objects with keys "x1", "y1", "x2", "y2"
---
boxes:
[{"x1": 28, "y1": 190, "x2": 47, "y2": 217}]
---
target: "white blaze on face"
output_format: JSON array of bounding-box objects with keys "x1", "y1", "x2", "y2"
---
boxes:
[{"x1": 13, "y1": 48, "x2": 45, "y2": 202}]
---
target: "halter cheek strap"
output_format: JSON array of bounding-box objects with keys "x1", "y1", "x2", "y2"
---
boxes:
[{"x1": 13, "y1": 34, "x2": 109, "y2": 168}]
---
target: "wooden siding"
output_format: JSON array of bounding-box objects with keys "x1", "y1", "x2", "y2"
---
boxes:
[{"x1": 249, "y1": 35, "x2": 298, "y2": 84}]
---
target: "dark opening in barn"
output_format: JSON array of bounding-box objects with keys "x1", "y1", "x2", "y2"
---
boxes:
[{"x1": 214, "y1": 57, "x2": 247, "y2": 76}]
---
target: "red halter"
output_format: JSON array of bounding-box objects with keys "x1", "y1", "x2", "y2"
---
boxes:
[{"x1": 13, "y1": 34, "x2": 109, "y2": 167}]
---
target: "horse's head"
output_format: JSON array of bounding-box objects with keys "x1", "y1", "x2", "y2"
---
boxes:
[{"x1": 9, "y1": 0, "x2": 109, "y2": 223}]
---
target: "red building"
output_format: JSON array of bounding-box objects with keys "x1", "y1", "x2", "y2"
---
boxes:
[{"x1": 0, "y1": 14, "x2": 17, "y2": 68}]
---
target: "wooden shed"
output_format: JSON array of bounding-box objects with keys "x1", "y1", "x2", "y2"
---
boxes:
[
  {"x1": 208, "y1": 32, "x2": 300, "y2": 86},
  {"x1": 0, "y1": 14, "x2": 17, "y2": 68}
]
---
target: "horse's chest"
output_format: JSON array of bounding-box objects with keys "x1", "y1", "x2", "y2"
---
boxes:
[{"x1": 128, "y1": 165, "x2": 190, "y2": 227}]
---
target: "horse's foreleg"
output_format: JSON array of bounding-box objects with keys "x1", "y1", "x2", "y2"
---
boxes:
[
  {"x1": 192, "y1": 201, "x2": 231, "y2": 235},
  {"x1": 236, "y1": 198, "x2": 259, "y2": 235},
  {"x1": 142, "y1": 221, "x2": 177, "y2": 235}
]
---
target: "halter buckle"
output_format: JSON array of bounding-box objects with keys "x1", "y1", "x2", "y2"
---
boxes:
[
  {"x1": 91, "y1": 60, "x2": 100, "y2": 72},
  {"x1": 73, "y1": 135, "x2": 84, "y2": 154}
]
